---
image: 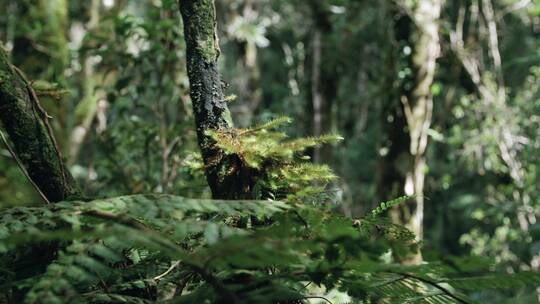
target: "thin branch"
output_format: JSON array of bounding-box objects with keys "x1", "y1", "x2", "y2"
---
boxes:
[
  {"x1": 84, "y1": 210, "x2": 154, "y2": 232},
  {"x1": 303, "y1": 296, "x2": 333, "y2": 304},
  {"x1": 497, "y1": 0, "x2": 532, "y2": 19},
  {"x1": 450, "y1": 2, "x2": 525, "y2": 184},
  {"x1": 83, "y1": 209, "x2": 181, "y2": 255},
  {"x1": 0, "y1": 129, "x2": 50, "y2": 204},
  {"x1": 481, "y1": 0, "x2": 505, "y2": 96},
  {"x1": 154, "y1": 260, "x2": 181, "y2": 281},
  {"x1": 11, "y1": 65, "x2": 68, "y2": 189}
]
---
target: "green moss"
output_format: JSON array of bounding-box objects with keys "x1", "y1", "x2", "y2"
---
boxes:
[
  {"x1": 222, "y1": 108, "x2": 234, "y2": 127},
  {"x1": 185, "y1": 0, "x2": 220, "y2": 63},
  {"x1": 0, "y1": 45, "x2": 81, "y2": 201},
  {"x1": 197, "y1": 38, "x2": 218, "y2": 63}
]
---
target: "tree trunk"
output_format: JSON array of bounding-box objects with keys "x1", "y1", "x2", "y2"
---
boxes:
[
  {"x1": 391, "y1": 0, "x2": 442, "y2": 263},
  {"x1": 310, "y1": 28, "x2": 323, "y2": 163},
  {"x1": 230, "y1": 0, "x2": 262, "y2": 127},
  {"x1": 69, "y1": 0, "x2": 102, "y2": 163},
  {"x1": 179, "y1": 0, "x2": 256, "y2": 199},
  {"x1": 307, "y1": 0, "x2": 338, "y2": 164},
  {"x1": 0, "y1": 46, "x2": 80, "y2": 202}
]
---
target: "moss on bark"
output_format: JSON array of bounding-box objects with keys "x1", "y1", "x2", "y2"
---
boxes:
[
  {"x1": 179, "y1": 0, "x2": 255, "y2": 199},
  {"x1": 0, "y1": 46, "x2": 80, "y2": 202}
]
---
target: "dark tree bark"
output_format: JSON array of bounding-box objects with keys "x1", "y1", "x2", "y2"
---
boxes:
[
  {"x1": 0, "y1": 46, "x2": 80, "y2": 203},
  {"x1": 179, "y1": 0, "x2": 256, "y2": 199}
]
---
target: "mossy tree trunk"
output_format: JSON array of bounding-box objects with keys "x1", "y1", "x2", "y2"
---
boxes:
[
  {"x1": 0, "y1": 46, "x2": 80, "y2": 202},
  {"x1": 179, "y1": 0, "x2": 256, "y2": 199}
]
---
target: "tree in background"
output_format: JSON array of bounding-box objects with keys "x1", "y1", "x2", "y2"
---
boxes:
[
  {"x1": 217, "y1": 0, "x2": 268, "y2": 127},
  {"x1": 429, "y1": 0, "x2": 540, "y2": 271},
  {"x1": 382, "y1": 0, "x2": 443, "y2": 262}
]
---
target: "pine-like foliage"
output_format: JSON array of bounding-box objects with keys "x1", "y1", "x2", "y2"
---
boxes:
[{"x1": 205, "y1": 117, "x2": 342, "y2": 202}]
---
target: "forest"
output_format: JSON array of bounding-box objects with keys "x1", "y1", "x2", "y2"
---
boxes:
[{"x1": 0, "y1": 0, "x2": 539, "y2": 303}]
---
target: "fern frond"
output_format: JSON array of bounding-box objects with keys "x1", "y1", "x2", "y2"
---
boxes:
[
  {"x1": 240, "y1": 116, "x2": 292, "y2": 134},
  {"x1": 224, "y1": 94, "x2": 237, "y2": 103},
  {"x1": 0, "y1": 193, "x2": 520, "y2": 304},
  {"x1": 441, "y1": 272, "x2": 540, "y2": 291},
  {"x1": 280, "y1": 134, "x2": 343, "y2": 152},
  {"x1": 280, "y1": 163, "x2": 337, "y2": 182},
  {"x1": 370, "y1": 196, "x2": 414, "y2": 218}
]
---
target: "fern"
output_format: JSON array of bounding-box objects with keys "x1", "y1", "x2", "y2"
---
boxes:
[
  {"x1": 239, "y1": 116, "x2": 293, "y2": 134},
  {"x1": 1, "y1": 118, "x2": 537, "y2": 303},
  {"x1": 1, "y1": 194, "x2": 539, "y2": 303},
  {"x1": 441, "y1": 272, "x2": 540, "y2": 291},
  {"x1": 369, "y1": 196, "x2": 414, "y2": 218}
]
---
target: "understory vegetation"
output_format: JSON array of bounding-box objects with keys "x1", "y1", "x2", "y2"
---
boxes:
[{"x1": 1, "y1": 124, "x2": 538, "y2": 303}]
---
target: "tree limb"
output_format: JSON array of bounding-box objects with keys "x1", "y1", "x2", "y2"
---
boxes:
[{"x1": 0, "y1": 44, "x2": 80, "y2": 202}]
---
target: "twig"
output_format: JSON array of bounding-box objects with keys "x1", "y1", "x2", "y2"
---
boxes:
[
  {"x1": 0, "y1": 129, "x2": 50, "y2": 204},
  {"x1": 83, "y1": 210, "x2": 181, "y2": 254},
  {"x1": 154, "y1": 260, "x2": 181, "y2": 281},
  {"x1": 11, "y1": 65, "x2": 68, "y2": 190},
  {"x1": 85, "y1": 207, "x2": 237, "y2": 301},
  {"x1": 497, "y1": 0, "x2": 531, "y2": 19},
  {"x1": 94, "y1": 270, "x2": 110, "y2": 293},
  {"x1": 293, "y1": 210, "x2": 309, "y2": 229},
  {"x1": 303, "y1": 296, "x2": 333, "y2": 304}
]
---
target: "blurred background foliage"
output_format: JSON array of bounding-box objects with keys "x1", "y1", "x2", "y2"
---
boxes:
[{"x1": 0, "y1": 0, "x2": 539, "y2": 298}]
